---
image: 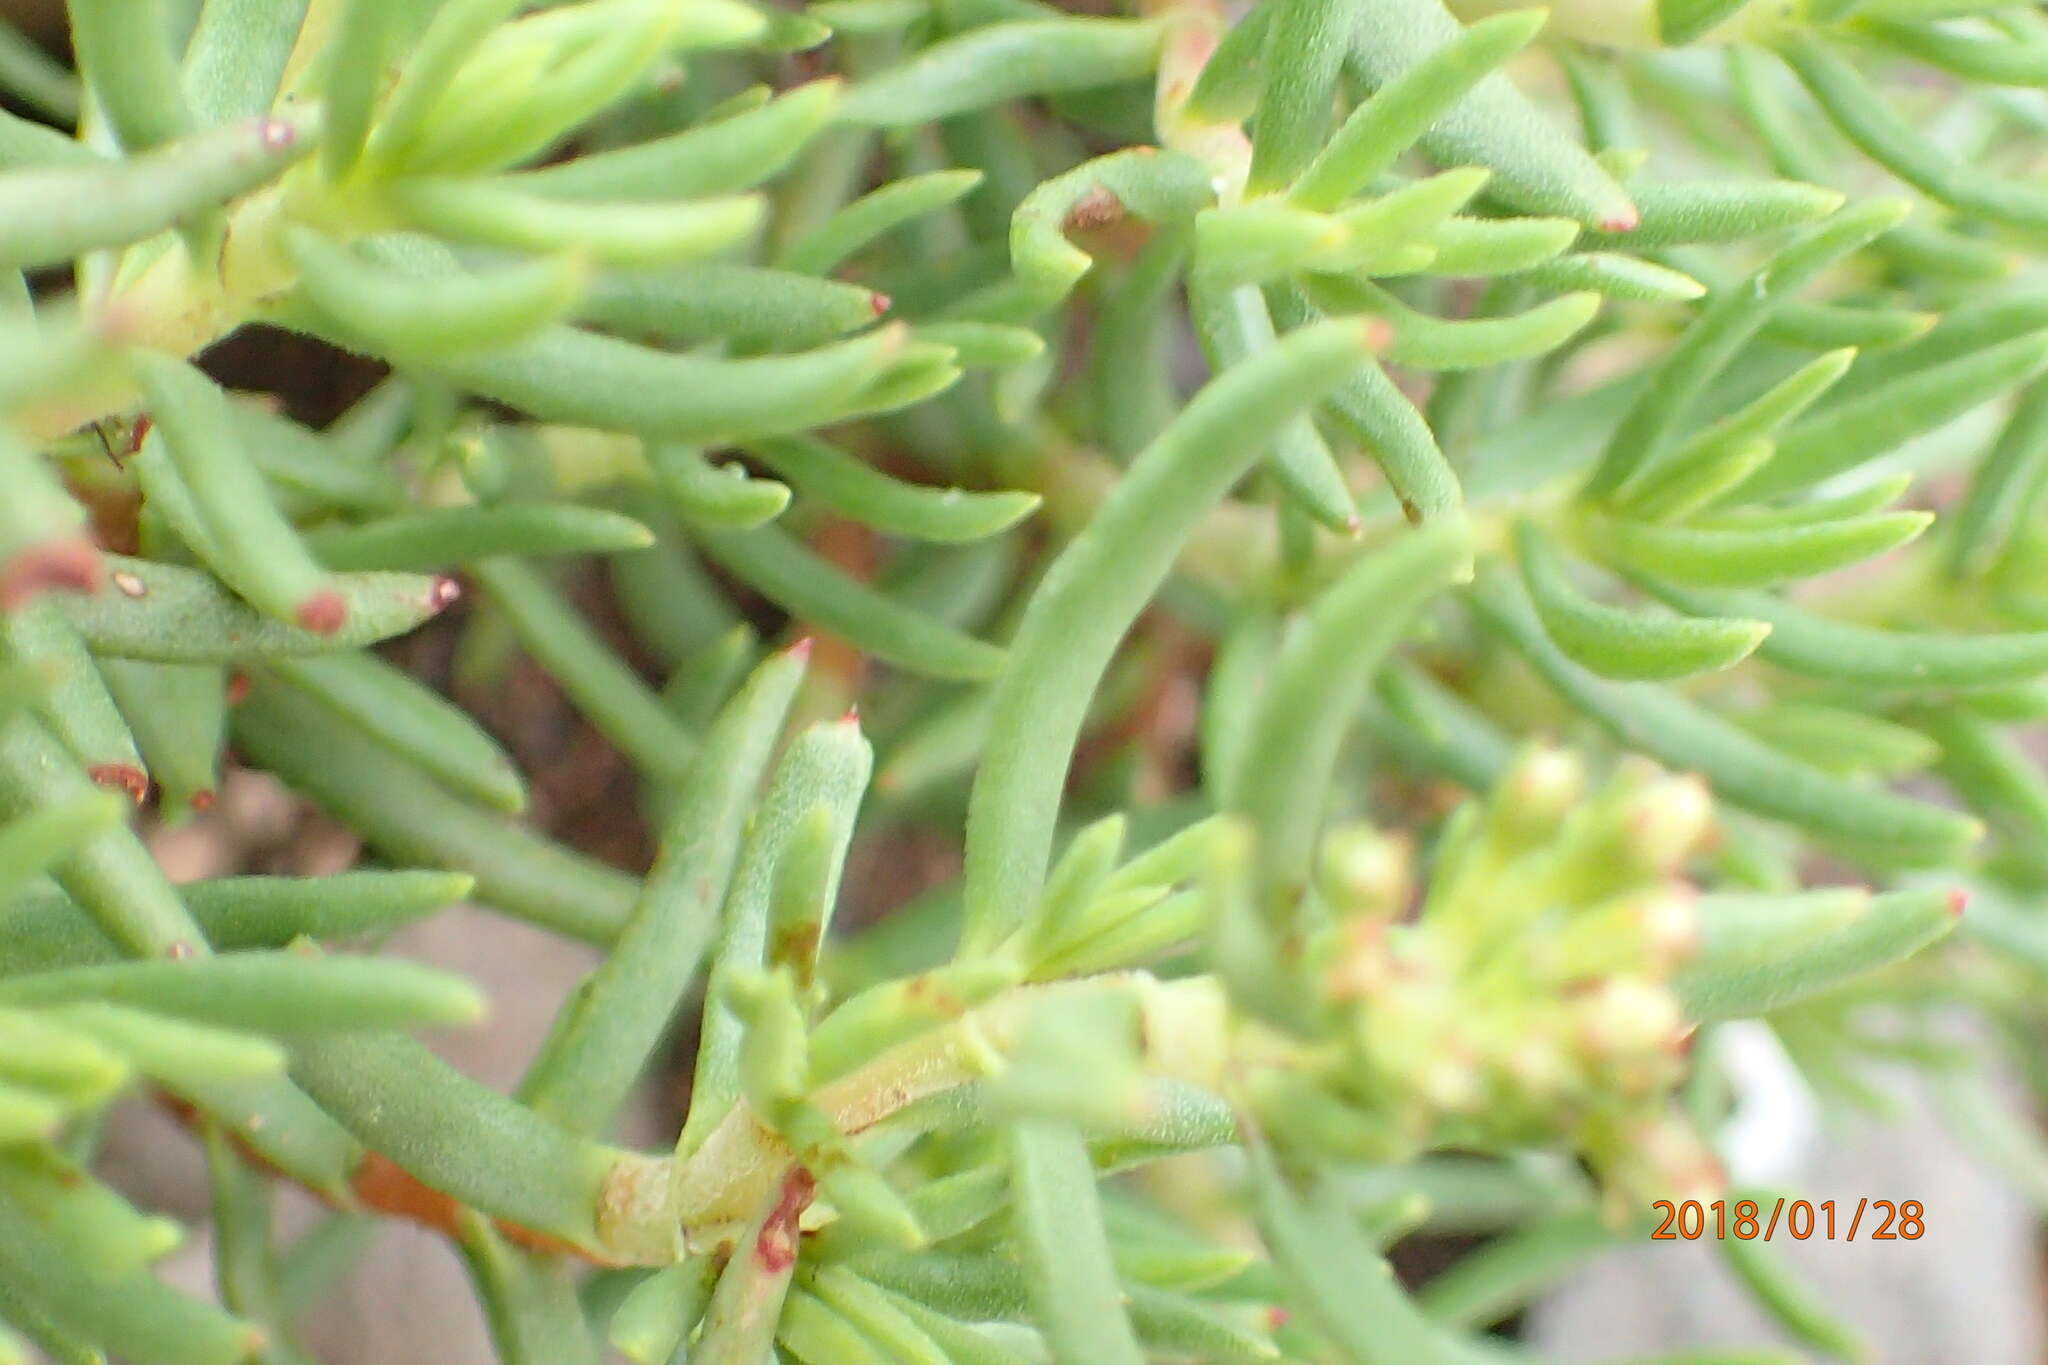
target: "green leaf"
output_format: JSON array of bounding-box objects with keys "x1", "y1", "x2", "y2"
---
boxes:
[
  {"x1": 1, "y1": 871, "x2": 474, "y2": 976},
  {"x1": 0, "y1": 599, "x2": 144, "y2": 795},
  {"x1": 1587, "y1": 176, "x2": 1842, "y2": 248},
  {"x1": 1234, "y1": 521, "x2": 1471, "y2": 898},
  {"x1": 607, "y1": 1259, "x2": 713, "y2": 1365},
  {"x1": 0, "y1": 114, "x2": 304, "y2": 270},
  {"x1": 291, "y1": 1030, "x2": 629, "y2": 1255},
  {"x1": 366, "y1": 0, "x2": 529, "y2": 163},
  {"x1": 374, "y1": 318, "x2": 947, "y2": 444},
  {"x1": 388, "y1": 179, "x2": 764, "y2": 266},
  {"x1": 1639, "y1": 581, "x2": 2048, "y2": 689},
  {"x1": 1732, "y1": 703, "x2": 1938, "y2": 778},
  {"x1": 1420, "y1": 215, "x2": 1578, "y2": 276},
  {"x1": 0, "y1": 791, "x2": 127, "y2": 906},
  {"x1": 1192, "y1": 201, "x2": 1350, "y2": 292},
  {"x1": 692, "y1": 522, "x2": 1007, "y2": 681},
  {"x1": 683, "y1": 716, "x2": 872, "y2": 1147},
  {"x1": 1008, "y1": 1120, "x2": 1145, "y2": 1365},
  {"x1": 287, "y1": 229, "x2": 585, "y2": 359},
  {"x1": 1417, "y1": 1211, "x2": 1615, "y2": 1327},
  {"x1": 132, "y1": 354, "x2": 342, "y2": 631},
  {"x1": 1741, "y1": 331, "x2": 2048, "y2": 498},
  {"x1": 0, "y1": 712, "x2": 208, "y2": 957},
  {"x1": 262, "y1": 653, "x2": 527, "y2": 813},
  {"x1": 233, "y1": 679, "x2": 639, "y2": 944},
  {"x1": 1855, "y1": 16, "x2": 2048, "y2": 87},
  {"x1": 99, "y1": 658, "x2": 225, "y2": 816},
  {"x1": 1715, "y1": 1215, "x2": 1869, "y2": 1360},
  {"x1": 837, "y1": 18, "x2": 1165, "y2": 126},
  {"x1": 779, "y1": 1287, "x2": 895, "y2": 1365},
  {"x1": 456, "y1": 1219, "x2": 603, "y2": 1365},
  {"x1": 181, "y1": 0, "x2": 309, "y2": 127},
  {"x1": 1612, "y1": 348, "x2": 1856, "y2": 520},
  {"x1": 1676, "y1": 888, "x2": 1959, "y2": 1018},
  {"x1": 521, "y1": 80, "x2": 840, "y2": 200},
  {"x1": 1188, "y1": 278, "x2": 1360, "y2": 530},
  {"x1": 1126, "y1": 1282, "x2": 1279, "y2": 1362},
  {"x1": 1785, "y1": 33, "x2": 2048, "y2": 233},
  {"x1": 1324, "y1": 168, "x2": 1493, "y2": 273},
  {"x1": 1468, "y1": 566, "x2": 1981, "y2": 864},
  {"x1": 0, "y1": 950, "x2": 486, "y2": 1034},
  {"x1": 0, "y1": 23, "x2": 78, "y2": 127},
  {"x1": 1948, "y1": 375, "x2": 2048, "y2": 576},
  {"x1": 1584, "y1": 198, "x2": 1909, "y2": 498},
  {"x1": 1289, "y1": 8, "x2": 1545, "y2": 212},
  {"x1": 1247, "y1": 0, "x2": 1363, "y2": 195},
  {"x1": 1916, "y1": 706, "x2": 2048, "y2": 878},
  {"x1": 960, "y1": 319, "x2": 1377, "y2": 952},
  {"x1": 1307, "y1": 275, "x2": 1601, "y2": 370},
  {"x1": 808, "y1": 1267, "x2": 953, "y2": 1365},
  {"x1": 1516, "y1": 251, "x2": 1705, "y2": 302},
  {"x1": 652, "y1": 444, "x2": 793, "y2": 531},
  {"x1": 1273, "y1": 286, "x2": 1461, "y2": 521},
  {"x1": 1244, "y1": 1142, "x2": 1462, "y2": 1364},
  {"x1": 0, "y1": 1185, "x2": 260, "y2": 1365},
  {"x1": 694, "y1": 1169, "x2": 813, "y2": 1360},
  {"x1": 1658, "y1": 0, "x2": 1751, "y2": 44},
  {"x1": 580, "y1": 263, "x2": 883, "y2": 350},
  {"x1": 321, "y1": 0, "x2": 401, "y2": 179},
  {"x1": 1518, "y1": 521, "x2": 1768, "y2": 681},
  {"x1": 745, "y1": 435, "x2": 1039, "y2": 543},
  {"x1": 995, "y1": 147, "x2": 1213, "y2": 320},
  {"x1": 68, "y1": 0, "x2": 192, "y2": 153},
  {"x1": 471, "y1": 557, "x2": 696, "y2": 781},
  {"x1": 50, "y1": 1003, "x2": 284, "y2": 1085},
  {"x1": 1342, "y1": 0, "x2": 1633, "y2": 226},
  {"x1": 306, "y1": 503, "x2": 653, "y2": 573},
  {"x1": 779, "y1": 168, "x2": 983, "y2": 275},
  {"x1": 1582, "y1": 509, "x2": 1932, "y2": 588}
]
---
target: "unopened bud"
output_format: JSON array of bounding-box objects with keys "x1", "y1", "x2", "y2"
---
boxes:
[
  {"x1": 1605, "y1": 1113, "x2": 1725, "y2": 1213},
  {"x1": 1504, "y1": 1036, "x2": 1575, "y2": 1102},
  {"x1": 1493, "y1": 746, "x2": 1587, "y2": 848},
  {"x1": 1640, "y1": 888, "x2": 1700, "y2": 966},
  {"x1": 1316, "y1": 824, "x2": 1413, "y2": 921},
  {"x1": 818, "y1": 1163, "x2": 925, "y2": 1251},
  {"x1": 1620, "y1": 773, "x2": 1713, "y2": 876},
  {"x1": 1575, "y1": 978, "x2": 1684, "y2": 1059},
  {"x1": 1419, "y1": 1050, "x2": 1484, "y2": 1115}
]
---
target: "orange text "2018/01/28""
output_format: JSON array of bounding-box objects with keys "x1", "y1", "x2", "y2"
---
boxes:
[{"x1": 1651, "y1": 1198, "x2": 1925, "y2": 1242}]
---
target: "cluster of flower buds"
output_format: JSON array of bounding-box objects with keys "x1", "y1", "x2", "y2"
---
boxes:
[{"x1": 1263, "y1": 748, "x2": 1725, "y2": 1213}]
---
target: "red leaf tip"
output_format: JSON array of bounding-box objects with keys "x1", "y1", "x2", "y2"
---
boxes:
[
  {"x1": 753, "y1": 1167, "x2": 815, "y2": 1273},
  {"x1": 88, "y1": 764, "x2": 149, "y2": 803},
  {"x1": 296, "y1": 590, "x2": 348, "y2": 636},
  {"x1": 0, "y1": 539, "x2": 101, "y2": 610}
]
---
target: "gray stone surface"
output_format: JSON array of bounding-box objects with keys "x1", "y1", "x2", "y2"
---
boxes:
[{"x1": 1527, "y1": 1062, "x2": 2047, "y2": 1365}]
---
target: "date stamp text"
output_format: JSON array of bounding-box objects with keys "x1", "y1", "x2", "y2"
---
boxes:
[{"x1": 1651, "y1": 1198, "x2": 1924, "y2": 1242}]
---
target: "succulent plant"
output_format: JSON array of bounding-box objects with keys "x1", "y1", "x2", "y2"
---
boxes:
[{"x1": 2, "y1": 0, "x2": 2046, "y2": 1360}]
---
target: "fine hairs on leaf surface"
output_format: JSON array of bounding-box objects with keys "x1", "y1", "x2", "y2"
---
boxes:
[{"x1": 4, "y1": 0, "x2": 2048, "y2": 1361}]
